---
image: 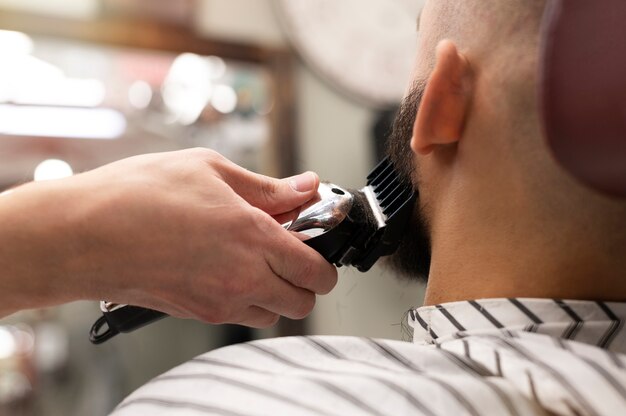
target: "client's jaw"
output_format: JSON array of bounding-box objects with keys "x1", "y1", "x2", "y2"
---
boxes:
[{"x1": 384, "y1": 82, "x2": 432, "y2": 283}]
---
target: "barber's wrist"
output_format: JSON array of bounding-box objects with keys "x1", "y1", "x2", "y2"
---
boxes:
[{"x1": 0, "y1": 178, "x2": 88, "y2": 315}]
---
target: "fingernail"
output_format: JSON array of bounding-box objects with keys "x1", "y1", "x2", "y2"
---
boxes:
[{"x1": 288, "y1": 172, "x2": 316, "y2": 192}]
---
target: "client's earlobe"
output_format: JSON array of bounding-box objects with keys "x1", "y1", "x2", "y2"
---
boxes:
[{"x1": 411, "y1": 40, "x2": 473, "y2": 156}]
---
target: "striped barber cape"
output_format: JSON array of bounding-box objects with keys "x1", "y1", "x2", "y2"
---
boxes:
[{"x1": 113, "y1": 298, "x2": 626, "y2": 416}]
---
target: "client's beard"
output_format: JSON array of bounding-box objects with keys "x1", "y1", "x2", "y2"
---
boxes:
[{"x1": 383, "y1": 81, "x2": 432, "y2": 282}]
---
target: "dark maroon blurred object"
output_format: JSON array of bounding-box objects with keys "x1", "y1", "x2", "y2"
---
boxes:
[{"x1": 540, "y1": 0, "x2": 626, "y2": 196}]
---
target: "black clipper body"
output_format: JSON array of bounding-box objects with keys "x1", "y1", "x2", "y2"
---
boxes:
[
  {"x1": 90, "y1": 303, "x2": 165, "y2": 344},
  {"x1": 89, "y1": 158, "x2": 416, "y2": 344}
]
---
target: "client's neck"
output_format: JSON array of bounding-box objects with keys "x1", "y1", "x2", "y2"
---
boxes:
[{"x1": 423, "y1": 222, "x2": 626, "y2": 306}]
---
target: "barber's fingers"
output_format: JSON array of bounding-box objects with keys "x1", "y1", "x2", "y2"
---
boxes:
[
  {"x1": 253, "y1": 273, "x2": 317, "y2": 320},
  {"x1": 272, "y1": 207, "x2": 301, "y2": 227},
  {"x1": 236, "y1": 306, "x2": 280, "y2": 329},
  {"x1": 264, "y1": 223, "x2": 338, "y2": 295},
  {"x1": 215, "y1": 157, "x2": 320, "y2": 215}
]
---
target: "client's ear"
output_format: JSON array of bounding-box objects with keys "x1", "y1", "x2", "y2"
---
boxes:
[{"x1": 412, "y1": 40, "x2": 473, "y2": 156}]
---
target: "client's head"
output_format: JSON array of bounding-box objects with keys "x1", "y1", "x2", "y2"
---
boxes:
[{"x1": 386, "y1": 0, "x2": 626, "y2": 303}]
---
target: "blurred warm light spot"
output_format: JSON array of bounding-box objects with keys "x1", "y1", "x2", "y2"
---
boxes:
[
  {"x1": 206, "y1": 56, "x2": 227, "y2": 79},
  {"x1": 162, "y1": 53, "x2": 229, "y2": 125},
  {"x1": 15, "y1": 78, "x2": 106, "y2": 108},
  {"x1": 0, "y1": 326, "x2": 17, "y2": 360},
  {"x1": 0, "y1": 105, "x2": 126, "y2": 140},
  {"x1": 162, "y1": 53, "x2": 214, "y2": 125},
  {"x1": 211, "y1": 85, "x2": 238, "y2": 114},
  {"x1": 34, "y1": 159, "x2": 74, "y2": 182},
  {"x1": 0, "y1": 48, "x2": 106, "y2": 108},
  {"x1": 0, "y1": 30, "x2": 33, "y2": 56},
  {"x1": 128, "y1": 80, "x2": 153, "y2": 110},
  {"x1": 0, "y1": 55, "x2": 61, "y2": 103}
]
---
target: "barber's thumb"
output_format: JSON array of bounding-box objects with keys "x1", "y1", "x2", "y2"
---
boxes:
[
  {"x1": 287, "y1": 172, "x2": 318, "y2": 194},
  {"x1": 257, "y1": 171, "x2": 319, "y2": 215}
]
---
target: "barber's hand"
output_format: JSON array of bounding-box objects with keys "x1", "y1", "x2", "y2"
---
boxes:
[{"x1": 2, "y1": 148, "x2": 337, "y2": 326}]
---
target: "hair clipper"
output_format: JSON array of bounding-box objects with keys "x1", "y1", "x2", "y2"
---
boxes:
[{"x1": 89, "y1": 157, "x2": 416, "y2": 344}]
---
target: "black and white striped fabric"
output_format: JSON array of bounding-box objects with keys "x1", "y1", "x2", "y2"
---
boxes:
[{"x1": 113, "y1": 299, "x2": 626, "y2": 416}]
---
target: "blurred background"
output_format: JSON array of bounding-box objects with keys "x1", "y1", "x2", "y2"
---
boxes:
[{"x1": 0, "y1": 0, "x2": 425, "y2": 414}]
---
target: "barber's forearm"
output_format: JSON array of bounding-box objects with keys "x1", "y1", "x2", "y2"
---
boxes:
[
  {"x1": 0, "y1": 149, "x2": 338, "y2": 326},
  {"x1": 0, "y1": 180, "x2": 86, "y2": 318}
]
